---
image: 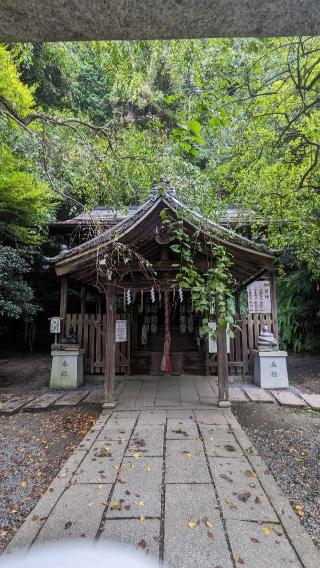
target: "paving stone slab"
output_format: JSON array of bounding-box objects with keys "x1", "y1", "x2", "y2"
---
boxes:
[
  {"x1": 194, "y1": 380, "x2": 217, "y2": 399},
  {"x1": 167, "y1": 409, "x2": 195, "y2": 419},
  {"x1": 73, "y1": 440, "x2": 126, "y2": 484},
  {"x1": 209, "y1": 457, "x2": 278, "y2": 522},
  {"x1": 166, "y1": 439, "x2": 210, "y2": 483},
  {"x1": 226, "y1": 520, "x2": 302, "y2": 568},
  {"x1": 299, "y1": 392, "x2": 320, "y2": 409},
  {"x1": 164, "y1": 484, "x2": 233, "y2": 568},
  {"x1": 155, "y1": 390, "x2": 180, "y2": 406},
  {"x1": 137, "y1": 409, "x2": 166, "y2": 425},
  {"x1": 97, "y1": 418, "x2": 136, "y2": 444},
  {"x1": 179, "y1": 384, "x2": 200, "y2": 405},
  {"x1": 35, "y1": 484, "x2": 112, "y2": 544},
  {"x1": 23, "y1": 393, "x2": 64, "y2": 411},
  {"x1": 244, "y1": 387, "x2": 275, "y2": 403},
  {"x1": 0, "y1": 395, "x2": 35, "y2": 415},
  {"x1": 112, "y1": 411, "x2": 140, "y2": 419},
  {"x1": 85, "y1": 389, "x2": 105, "y2": 403},
  {"x1": 167, "y1": 418, "x2": 199, "y2": 440},
  {"x1": 229, "y1": 388, "x2": 248, "y2": 402},
  {"x1": 100, "y1": 518, "x2": 160, "y2": 557},
  {"x1": 199, "y1": 397, "x2": 218, "y2": 406},
  {"x1": 107, "y1": 456, "x2": 162, "y2": 518},
  {"x1": 271, "y1": 390, "x2": 306, "y2": 407},
  {"x1": 55, "y1": 390, "x2": 90, "y2": 406},
  {"x1": 194, "y1": 409, "x2": 229, "y2": 425},
  {"x1": 126, "y1": 424, "x2": 164, "y2": 457},
  {"x1": 199, "y1": 425, "x2": 243, "y2": 457}
]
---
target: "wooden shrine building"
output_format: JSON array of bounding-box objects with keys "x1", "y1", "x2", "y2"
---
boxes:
[{"x1": 48, "y1": 180, "x2": 277, "y2": 405}]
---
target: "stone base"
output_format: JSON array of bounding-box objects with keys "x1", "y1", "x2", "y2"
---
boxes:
[
  {"x1": 253, "y1": 350, "x2": 289, "y2": 389},
  {"x1": 50, "y1": 349, "x2": 85, "y2": 389},
  {"x1": 218, "y1": 400, "x2": 232, "y2": 408},
  {"x1": 102, "y1": 400, "x2": 117, "y2": 410}
]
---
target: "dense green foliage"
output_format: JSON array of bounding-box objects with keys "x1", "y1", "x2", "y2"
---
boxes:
[
  {"x1": 0, "y1": 246, "x2": 38, "y2": 319},
  {"x1": 0, "y1": 38, "x2": 319, "y2": 349}
]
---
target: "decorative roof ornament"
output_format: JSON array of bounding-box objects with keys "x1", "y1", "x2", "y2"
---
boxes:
[
  {"x1": 149, "y1": 177, "x2": 176, "y2": 199},
  {"x1": 257, "y1": 325, "x2": 278, "y2": 351}
]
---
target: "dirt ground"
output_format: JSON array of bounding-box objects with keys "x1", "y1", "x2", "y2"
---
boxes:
[
  {"x1": 287, "y1": 352, "x2": 320, "y2": 394},
  {"x1": 233, "y1": 402, "x2": 320, "y2": 551},
  {"x1": 0, "y1": 353, "x2": 51, "y2": 396},
  {"x1": 0, "y1": 407, "x2": 99, "y2": 553}
]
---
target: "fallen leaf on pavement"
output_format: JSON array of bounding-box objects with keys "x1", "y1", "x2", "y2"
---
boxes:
[
  {"x1": 262, "y1": 527, "x2": 271, "y2": 536},
  {"x1": 64, "y1": 521, "x2": 72, "y2": 530}
]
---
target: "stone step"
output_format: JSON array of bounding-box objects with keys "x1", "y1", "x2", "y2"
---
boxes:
[
  {"x1": 0, "y1": 395, "x2": 35, "y2": 414},
  {"x1": 244, "y1": 387, "x2": 275, "y2": 403},
  {"x1": 23, "y1": 393, "x2": 63, "y2": 411},
  {"x1": 229, "y1": 388, "x2": 248, "y2": 402},
  {"x1": 85, "y1": 389, "x2": 105, "y2": 403},
  {"x1": 299, "y1": 392, "x2": 320, "y2": 410},
  {"x1": 55, "y1": 390, "x2": 90, "y2": 406},
  {"x1": 271, "y1": 390, "x2": 306, "y2": 407}
]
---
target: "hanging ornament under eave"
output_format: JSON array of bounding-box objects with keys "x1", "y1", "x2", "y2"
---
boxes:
[
  {"x1": 178, "y1": 287, "x2": 183, "y2": 303},
  {"x1": 150, "y1": 286, "x2": 156, "y2": 303},
  {"x1": 126, "y1": 289, "x2": 131, "y2": 305}
]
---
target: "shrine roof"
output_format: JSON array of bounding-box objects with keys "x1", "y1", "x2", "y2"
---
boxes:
[{"x1": 46, "y1": 179, "x2": 275, "y2": 285}]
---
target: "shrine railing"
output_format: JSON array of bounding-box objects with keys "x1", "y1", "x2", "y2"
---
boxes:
[
  {"x1": 205, "y1": 312, "x2": 275, "y2": 376},
  {"x1": 65, "y1": 312, "x2": 274, "y2": 376},
  {"x1": 64, "y1": 313, "x2": 129, "y2": 375}
]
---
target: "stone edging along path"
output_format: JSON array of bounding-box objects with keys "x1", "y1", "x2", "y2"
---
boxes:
[{"x1": 3, "y1": 407, "x2": 319, "y2": 568}]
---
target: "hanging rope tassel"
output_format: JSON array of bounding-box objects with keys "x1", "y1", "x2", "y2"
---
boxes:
[{"x1": 161, "y1": 289, "x2": 171, "y2": 373}]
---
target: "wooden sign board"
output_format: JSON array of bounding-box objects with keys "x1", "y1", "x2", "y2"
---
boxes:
[
  {"x1": 208, "y1": 322, "x2": 230, "y2": 354},
  {"x1": 115, "y1": 319, "x2": 127, "y2": 343},
  {"x1": 49, "y1": 317, "x2": 61, "y2": 334},
  {"x1": 247, "y1": 280, "x2": 271, "y2": 313}
]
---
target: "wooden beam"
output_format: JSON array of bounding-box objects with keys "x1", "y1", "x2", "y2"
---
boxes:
[{"x1": 104, "y1": 284, "x2": 116, "y2": 404}]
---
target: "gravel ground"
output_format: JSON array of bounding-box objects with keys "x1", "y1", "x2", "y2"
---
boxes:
[
  {"x1": 0, "y1": 407, "x2": 99, "y2": 553},
  {"x1": 233, "y1": 402, "x2": 320, "y2": 551}
]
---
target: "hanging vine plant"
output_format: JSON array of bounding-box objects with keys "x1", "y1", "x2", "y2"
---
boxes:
[{"x1": 160, "y1": 208, "x2": 238, "y2": 339}]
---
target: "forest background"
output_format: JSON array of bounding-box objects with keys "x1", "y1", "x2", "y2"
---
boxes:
[{"x1": 0, "y1": 38, "x2": 319, "y2": 352}]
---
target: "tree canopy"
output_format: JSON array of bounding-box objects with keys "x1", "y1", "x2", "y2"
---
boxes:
[{"x1": 0, "y1": 38, "x2": 319, "y2": 346}]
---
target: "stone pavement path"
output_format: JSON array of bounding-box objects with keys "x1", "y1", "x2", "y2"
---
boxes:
[
  {"x1": 1, "y1": 376, "x2": 319, "y2": 414},
  {"x1": 4, "y1": 406, "x2": 318, "y2": 568}
]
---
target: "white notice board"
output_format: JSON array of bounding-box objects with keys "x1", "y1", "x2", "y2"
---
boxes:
[
  {"x1": 115, "y1": 320, "x2": 127, "y2": 343},
  {"x1": 247, "y1": 280, "x2": 271, "y2": 313},
  {"x1": 49, "y1": 317, "x2": 61, "y2": 334}
]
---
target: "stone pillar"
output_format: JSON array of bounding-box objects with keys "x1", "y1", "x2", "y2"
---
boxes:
[{"x1": 103, "y1": 284, "x2": 116, "y2": 408}]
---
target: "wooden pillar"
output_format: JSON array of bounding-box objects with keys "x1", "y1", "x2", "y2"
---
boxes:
[
  {"x1": 216, "y1": 300, "x2": 230, "y2": 405},
  {"x1": 235, "y1": 290, "x2": 240, "y2": 315},
  {"x1": 96, "y1": 295, "x2": 102, "y2": 315},
  {"x1": 80, "y1": 286, "x2": 86, "y2": 315},
  {"x1": 104, "y1": 284, "x2": 116, "y2": 406},
  {"x1": 270, "y1": 272, "x2": 279, "y2": 340},
  {"x1": 59, "y1": 276, "x2": 68, "y2": 339}
]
